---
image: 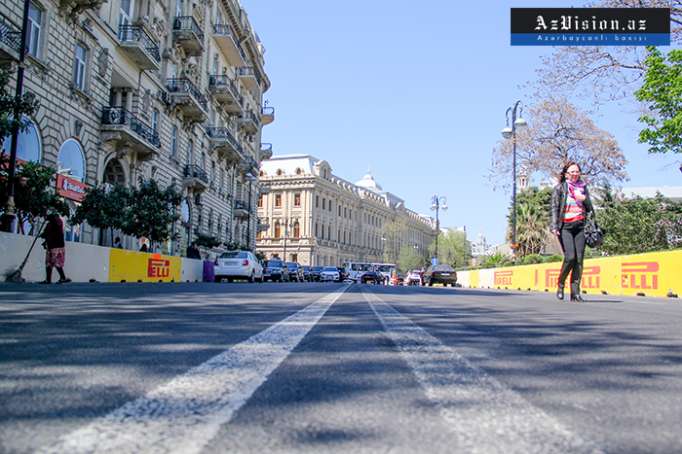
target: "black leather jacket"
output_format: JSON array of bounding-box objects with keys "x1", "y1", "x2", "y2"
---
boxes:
[{"x1": 551, "y1": 181, "x2": 594, "y2": 231}]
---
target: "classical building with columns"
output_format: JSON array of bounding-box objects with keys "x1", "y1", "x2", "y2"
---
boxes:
[
  {"x1": 256, "y1": 155, "x2": 437, "y2": 266},
  {"x1": 1, "y1": 0, "x2": 272, "y2": 253}
]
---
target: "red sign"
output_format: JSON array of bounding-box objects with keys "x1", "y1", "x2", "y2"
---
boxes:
[
  {"x1": 621, "y1": 262, "x2": 659, "y2": 290},
  {"x1": 545, "y1": 266, "x2": 601, "y2": 288},
  {"x1": 56, "y1": 174, "x2": 87, "y2": 202},
  {"x1": 148, "y1": 255, "x2": 171, "y2": 278},
  {"x1": 494, "y1": 270, "x2": 513, "y2": 286}
]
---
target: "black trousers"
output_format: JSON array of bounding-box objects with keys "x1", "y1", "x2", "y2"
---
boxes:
[{"x1": 558, "y1": 220, "x2": 586, "y2": 292}]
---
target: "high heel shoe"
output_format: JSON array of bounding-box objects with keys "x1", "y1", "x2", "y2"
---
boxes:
[
  {"x1": 556, "y1": 285, "x2": 564, "y2": 301},
  {"x1": 570, "y1": 283, "x2": 584, "y2": 302}
]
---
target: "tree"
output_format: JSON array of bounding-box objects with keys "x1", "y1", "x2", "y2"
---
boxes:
[
  {"x1": 0, "y1": 158, "x2": 68, "y2": 233},
  {"x1": 72, "y1": 184, "x2": 132, "y2": 245},
  {"x1": 428, "y1": 230, "x2": 472, "y2": 269},
  {"x1": 531, "y1": 0, "x2": 681, "y2": 105},
  {"x1": 596, "y1": 187, "x2": 682, "y2": 254},
  {"x1": 123, "y1": 179, "x2": 182, "y2": 243},
  {"x1": 195, "y1": 233, "x2": 221, "y2": 249},
  {"x1": 635, "y1": 47, "x2": 682, "y2": 154},
  {"x1": 397, "y1": 245, "x2": 425, "y2": 272},
  {"x1": 491, "y1": 99, "x2": 628, "y2": 188},
  {"x1": 0, "y1": 66, "x2": 39, "y2": 148},
  {"x1": 381, "y1": 218, "x2": 407, "y2": 264},
  {"x1": 507, "y1": 187, "x2": 552, "y2": 258}
]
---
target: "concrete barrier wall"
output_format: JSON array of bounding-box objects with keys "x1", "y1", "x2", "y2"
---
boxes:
[
  {"x1": 0, "y1": 232, "x2": 109, "y2": 282},
  {"x1": 457, "y1": 249, "x2": 682, "y2": 298},
  {"x1": 181, "y1": 258, "x2": 204, "y2": 282}
]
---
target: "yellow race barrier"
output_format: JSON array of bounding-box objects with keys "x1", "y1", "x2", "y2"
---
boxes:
[
  {"x1": 108, "y1": 249, "x2": 182, "y2": 283},
  {"x1": 460, "y1": 249, "x2": 682, "y2": 298}
]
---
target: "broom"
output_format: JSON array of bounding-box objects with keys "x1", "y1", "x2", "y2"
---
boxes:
[{"x1": 5, "y1": 219, "x2": 46, "y2": 283}]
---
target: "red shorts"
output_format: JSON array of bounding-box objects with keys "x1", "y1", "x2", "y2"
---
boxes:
[{"x1": 46, "y1": 248, "x2": 65, "y2": 268}]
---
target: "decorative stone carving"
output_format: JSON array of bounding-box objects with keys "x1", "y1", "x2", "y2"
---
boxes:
[
  {"x1": 141, "y1": 89, "x2": 152, "y2": 112},
  {"x1": 58, "y1": 0, "x2": 106, "y2": 20},
  {"x1": 97, "y1": 48, "x2": 109, "y2": 77}
]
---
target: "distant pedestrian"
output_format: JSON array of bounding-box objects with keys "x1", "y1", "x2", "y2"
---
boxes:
[
  {"x1": 186, "y1": 241, "x2": 201, "y2": 259},
  {"x1": 40, "y1": 213, "x2": 71, "y2": 284},
  {"x1": 139, "y1": 243, "x2": 149, "y2": 252},
  {"x1": 113, "y1": 236, "x2": 123, "y2": 249},
  {"x1": 551, "y1": 162, "x2": 594, "y2": 302}
]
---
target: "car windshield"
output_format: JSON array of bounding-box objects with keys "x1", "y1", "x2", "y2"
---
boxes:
[
  {"x1": 376, "y1": 265, "x2": 393, "y2": 272},
  {"x1": 351, "y1": 263, "x2": 371, "y2": 271},
  {"x1": 302, "y1": 266, "x2": 311, "y2": 271},
  {"x1": 286, "y1": 263, "x2": 297, "y2": 270},
  {"x1": 323, "y1": 267, "x2": 338, "y2": 272},
  {"x1": 220, "y1": 251, "x2": 248, "y2": 259},
  {"x1": 312, "y1": 266, "x2": 323, "y2": 271},
  {"x1": 433, "y1": 265, "x2": 454, "y2": 272},
  {"x1": 266, "y1": 260, "x2": 283, "y2": 267}
]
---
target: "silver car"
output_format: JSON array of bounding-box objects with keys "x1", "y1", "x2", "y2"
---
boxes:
[
  {"x1": 319, "y1": 266, "x2": 340, "y2": 282},
  {"x1": 214, "y1": 251, "x2": 263, "y2": 283}
]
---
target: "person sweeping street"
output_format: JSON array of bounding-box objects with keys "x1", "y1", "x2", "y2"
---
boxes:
[{"x1": 40, "y1": 213, "x2": 71, "y2": 284}]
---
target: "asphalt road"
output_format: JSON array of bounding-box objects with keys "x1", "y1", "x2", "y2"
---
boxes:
[{"x1": 1, "y1": 282, "x2": 681, "y2": 453}]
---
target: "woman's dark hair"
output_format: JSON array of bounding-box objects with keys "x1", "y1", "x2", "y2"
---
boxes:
[{"x1": 558, "y1": 161, "x2": 581, "y2": 184}]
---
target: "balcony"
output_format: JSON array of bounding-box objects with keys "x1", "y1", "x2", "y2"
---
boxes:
[
  {"x1": 166, "y1": 78, "x2": 208, "y2": 122},
  {"x1": 239, "y1": 110, "x2": 260, "y2": 133},
  {"x1": 237, "y1": 66, "x2": 259, "y2": 91},
  {"x1": 259, "y1": 143, "x2": 272, "y2": 160},
  {"x1": 208, "y1": 75, "x2": 242, "y2": 113},
  {"x1": 118, "y1": 25, "x2": 160, "y2": 70},
  {"x1": 261, "y1": 106, "x2": 274, "y2": 125},
  {"x1": 173, "y1": 16, "x2": 204, "y2": 56},
  {"x1": 183, "y1": 164, "x2": 209, "y2": 191},
  {"x1": 101, "y1": 107, "x2": 161, "y2": 159},
  {"x1": 206, "y1": 126, "x2": 242, "y2": 162},
  {"x1": 234, "y1": 200, "x2": 250, "y2": 218},
  {"x1": 0, "y1": 16, "x2": 20, "y2": 61},
  {"x1": 212, "y1": 24, "x2": 245, "y2": 66}
]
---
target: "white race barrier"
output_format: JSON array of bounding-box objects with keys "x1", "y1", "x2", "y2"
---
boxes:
[{"x1": 181, "y1": 257, "x2": 204, "y2": 282}]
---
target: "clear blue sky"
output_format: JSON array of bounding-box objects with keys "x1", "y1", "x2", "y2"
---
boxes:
[{"x1": 242, "y1": 0, "x2": 681, "y2": 245}]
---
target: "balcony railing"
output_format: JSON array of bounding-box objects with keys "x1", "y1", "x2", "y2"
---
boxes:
[
  {"x1": 173, "y1": 16, "x2": 204, "y2": 40},
  {"x1": 235, "y1": 200, "x2": 250, "y2": 211},
  {"x1": 259, "y1": 143, "x2": 273, "y2": 160},
  {"x1": 101, "y1": 107, "x2": 161, "y2": 148},
  {"x1": 0, "y1": 16, "x2": 20, "y2": 59},
  {"x1": 261, "y1": 106, "x2": 274, "y2": 125},
  {"x1": 183, "y1": 164, "x2": 209, "y2": 184},
  {"x1": 118, "y1": 25, "x2": 160, "y2": 65},
  {"x1": 212, "y1": 24, "x2": 247, "y2": 61},
  {"x1": 206, "y1": 126, "x2": 241, "y2": 150},
  {"x1": 208, "y1": 75, "x2": 241, "y2": 102},
  {"x1": 166, "y1": 78, "x2": 208, "y2": 112},
  {"x1": 237, "y1": 66, "x2": 255, "y2": 77}
]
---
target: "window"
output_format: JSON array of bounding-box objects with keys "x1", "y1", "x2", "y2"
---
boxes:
[
  {"x1": 73, "y1": 43, "x2": 87, "y2": 91},
  {"x1": 57, "y1": 139, "x2": 85, "y2": 181},
  {"x1": 187, "y1": 139, "x2": 193, "y2": 164},
  {"x1": 275, "y1": 194, "x2": 281, "y2": 208},
  {"x1": 315, "y1": 195, "x2": 319, "y2": 208},
  {"x1": 208, "y1": 208, "x2": 214, "y2": 233},
  {"x1": 294, "y1": 193, "x2": 301, "y2": 207},
  {"x1": 295, "y1": 167, "x2": 302, "y2": 175},
  {"x1": 322, "y1": 198, "x2": 326, "y2": 210},
  {"x1": 293, "y1": 221, "x2": 300, "y2": 238},
  {"x1": 344, "y1": 207, "x2": 347, "y2": 218},
  {"x1": 170, "y1": 125, "x2": 178, "y2": 157},
  {"x1": 119, "y1": 0, "x2": 133, "y2": 29},
  {"x1": 26, "y1": 2, "x2": 43, "y2": 58},
  {"x1": 151, "y1": 109, "x2": 159, "y2": 134},
  {"x1": 274, "y1": 221, "x2": 281, "y2": 238},
  {"x1": 338, "y1": 205, "x2": 341, "y2": 216},
  {"x1": 2, "y1": 116, "x2": 41, "y2": 163},
  {"x1": 329, "y1": 201, "x2": 332, "y2": 212},
  {"x1": 257, "y1": 195, "x2": 263, "y2": 208},
  {"x1": 291, "y1": 253, "x2": 298, "y2": 263},
  {"x1": 315, "y1": 222, "x2": 318, "y2": 237},
  {"x1": 276, "y1": 168, "x2": 283, "y2": 176}
]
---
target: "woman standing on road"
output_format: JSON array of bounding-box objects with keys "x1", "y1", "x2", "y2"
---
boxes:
[
  {"x1": 40, "y1": 213, "x2": 71, "y2": 284},
  {"x1": 551, "y1": 162, "x2": 594, "y2": 302}
]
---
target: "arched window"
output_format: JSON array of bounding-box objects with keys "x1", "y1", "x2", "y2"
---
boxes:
[
  {"x1": 274, "y1": 221, "x2": 281, "y2": 238},
  {"x1": 104, "y1": 159, "x2": 126, "y2": 185},
  {"x1": 259, "y1": 170, "x2": 265, "y2": 177},
  {"x1": 295, "y1": 167, "x2": 303, "y2": 175},
  {"x1": 2, "y1": 116, "x2": 42, "y2": 163},
  {"x1": 293, "y1": 221, "x2": 300, "y2": 238},
  {"x1": 276, "y1": 168, "x2": 283, "y2": 176},
  {"x1": 57, "y1": 139, "x2": 85, "y2": 181}
]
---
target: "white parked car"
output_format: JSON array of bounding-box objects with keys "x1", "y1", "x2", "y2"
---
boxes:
[
  {"x1": 319, "y1": 266, "x2": 340, "y2": 282},
  {"x1": 214, "y1": 251, "x2": 263, "y2": 283}
]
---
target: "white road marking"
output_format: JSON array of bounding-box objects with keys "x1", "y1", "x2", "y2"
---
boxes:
[
  {"x1": 363, "y1": 290, "x2": 602, "y2": 454},
  {"x1": 38, "y1": 286, "x2": 348, "y2": 454}
]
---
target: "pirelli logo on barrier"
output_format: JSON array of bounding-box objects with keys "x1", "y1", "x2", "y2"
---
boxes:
[
  {"x1": 494, "y1": 270, "x2": 513, "y2": 286},
  {"x1": 545, "y1": 266, "x2": 601, "y2": 289},
  {"x1": 148, "y1": 255, "x2": 171, "y2": 278},
  {"x1": 621, "y1": 262, "x2": 659, "y2": 290}
]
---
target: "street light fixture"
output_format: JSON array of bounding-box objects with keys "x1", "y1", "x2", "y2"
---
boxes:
[
  {"x1": 430, "y1": 195, "x2": 447, "y2": 264},
  {"x1": 501, "y1": 100, "x2": 527, "y2": 254}
]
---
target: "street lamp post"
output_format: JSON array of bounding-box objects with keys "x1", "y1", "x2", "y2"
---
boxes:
[
  {"x1": 501, "y1": 101, "x2": 527, "y2": 254},
  {"x1": 1, "y1": 0, "x2": 32, "y2": 232},
  {"x1": 430, "y1": 195, "x2": 447, "y2": 264}
]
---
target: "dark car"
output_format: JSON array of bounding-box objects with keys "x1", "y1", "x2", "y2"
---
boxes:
[
  {"x1": 336, "y1": 267, "x2": 348, "y2": 282},
  {"x1": 360, "y1": 271, "x2": 385, "y2": 285},
  {"x1": 309, "y1": 266, "x2": 323, "y2": 282},
  {"x1": 424, "y1": 264, "x2": 457, "y2": 287},
  {"x1": 263, "y1": 259, "x2": 288, "y2": 282},
  {"x1": 285, "y1": 262, "x2": 304, "y2": 282},
  {"x1": 302, "y1": 266, "x2": 312, "y2": 282}
]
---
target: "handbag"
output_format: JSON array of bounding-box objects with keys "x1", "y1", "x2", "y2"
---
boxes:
[{"x1": 584, "y1": 215, "x2": 604, "y2": 248}]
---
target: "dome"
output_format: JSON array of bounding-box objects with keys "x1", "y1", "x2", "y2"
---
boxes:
[{"x1": 356, "y1": 171, "x2": 383, "y2": 192}]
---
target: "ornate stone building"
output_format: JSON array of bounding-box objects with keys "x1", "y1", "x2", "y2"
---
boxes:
[
  {"x1": 256, "y1": 155, "x2": 437, "y2": 266},
  {"x1": 0, "y1": 0, "x2": 273, "y2": 253}
]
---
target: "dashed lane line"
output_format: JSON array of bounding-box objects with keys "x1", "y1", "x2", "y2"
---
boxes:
[
  {"x1": 37, "y1": 285, "x2": 349, "y2": 454},
  {"x1": 363, "y1": 290, "x2": 602, "y2": 454}
]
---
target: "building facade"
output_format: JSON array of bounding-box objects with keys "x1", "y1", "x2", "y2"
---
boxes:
[
  {"x1": 0, "y1": 0, "x2": 273, "y2": 253},
  {"x1": 256, "y1": 155, "x2": 437, "y2": 266}
]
